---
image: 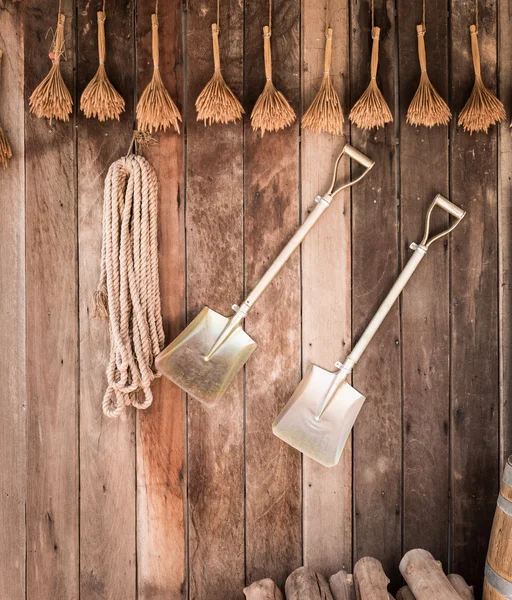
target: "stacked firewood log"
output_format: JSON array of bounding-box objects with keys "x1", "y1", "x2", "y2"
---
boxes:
[{"x1": 243, "y1": 550, "x2": 474, "y2": 600}]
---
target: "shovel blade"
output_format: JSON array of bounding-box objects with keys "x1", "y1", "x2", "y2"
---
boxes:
[
  {"x1": 156, "y1": 306, "x2": 257, "y2": 406},
  {"x1": 273, "y1": 364, "x2": 366, "y2": 467}
]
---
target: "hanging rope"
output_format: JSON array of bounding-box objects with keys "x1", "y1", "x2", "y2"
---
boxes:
[
  {"x1": 302, "y1": 0, "x2": 343, "y2": 135},
  {"x1": 0, "y1": 51, "x2": 12, "y2": 169},
  {"x1": 406, "y1": 0, "x2": 451, "y2": 127},
  {"x1": 195, "y1": 0, "x2": 244, "y2": 124},
  {"x1": 29, "y1": 0, "x2": 73, "y2": 123},
  {"x1": 93, "y1": 151, "x2": 165, "y2": 418},
  {"x1": 458, "y1": 0, "x2": 505, "y2": 133},
  {"x1": 349, "y1": 0, "x2": 392, "y2": 129},
  {"x1": 250, "y1": 0, "x2": 295, "y2": 134}
]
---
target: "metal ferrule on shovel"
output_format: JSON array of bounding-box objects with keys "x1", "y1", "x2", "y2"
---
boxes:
[
  {"x1": 155, "y1": 145, "x2": 375, "y2": 406},
  {"x1": 272, "y1": 194, "x2": 466, "y2": 468}
]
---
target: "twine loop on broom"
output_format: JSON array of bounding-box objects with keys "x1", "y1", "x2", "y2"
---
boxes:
[
  {"x1": 80, "y1": 4, "x2": 125, "y2": 121},
  {"x1": 137, "y1": 6, "x2": 182, "y2": 134},
  {"x1": 196, "y1": 0, "x2": 244, "y2": 125},
  {"x1": 93, "y1": 151, "x2": 165, "y2": 418},
  {"x1": 0, "y1": 50, "x2": 13, "y2": 169},
  {"x1": 349, "y1": 0, "x2": 392, "y2": 130},
  {"x1": 458, "y1": 20, "x2": 505, "y2": 133},
  {"x1": 406, "y1": 1, "x2": 451, "y2": 128},
  {"x1": 302, "y1": 6, "x2": 344, "y2": 136},
  {"x1": 29, "y1": 6, "x2": 73, "y2": 124}
]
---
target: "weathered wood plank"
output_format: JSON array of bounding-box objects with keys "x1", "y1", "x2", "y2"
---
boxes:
[
  {"x1": 77, "y1": 1, "x2": 136, "y2": 599},
  {"x1": 244, "y1": 0, "x2": 301, "y2": 587},
  {"x1": 449, "y1": 0, "x2": 500, "y2": 592},
  {"x1": 136, "y1": 0, "x2": 187, "y2": 598},
  {"x1": 25, "y1": 1, "x2": 78, "y2": 598},
  {"x1": 301, "y1": 0, "x2": 352, "y2": 576},
  {"x1": 498, "y1": 0, "x2": 512, "y2": 474},
  {"x1": 350, "y1": 0, "x2": 401, "y2": 586},
  {"x1": 397, "y1": 0, "x2": 450, "y2": 567},
  {"x1": 186, "y1": 0, "x2": 245, "y2": 596},
  {"x1": 0, "y1": 4, "x2": 25, "y2": 600}
]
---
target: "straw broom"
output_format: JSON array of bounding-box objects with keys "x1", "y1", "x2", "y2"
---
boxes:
[
  {"x1": 196, "y1": 23, "x2": 244, "y2": 125},
  {"x1": 0, "y1": 51, "x2": 12, "y2": 169},
  {"x1": 137, "y1": 13, "x2": 182, "y2": 134},
  {"x1": 251, "y1": 25, "x2": 296, "y2": 135},
  {"x1": 458, "y1": 24, "x2": 505, "y2": 134},
  {"x1": 407, "y1": 24, "x2": 450, "y2": 127},
  {"x1": 302, "y1": 28, "x2": 343, "y2": 135},
  {"x1": 80, "y1": 10, "x2": 125, "y2": 121},
  {"x1": 349, "y1": 26, "x2": 392, "y2": 130},
  {"x1": 29, "y1": 12, "x2": 73, "y2": 124}
]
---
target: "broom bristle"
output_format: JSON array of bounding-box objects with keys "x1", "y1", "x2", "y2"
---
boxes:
[
  {"x1": 251, "y1": 80, "x2": 296, "y2": 136},
  {"x1": 349, "y1": 79, "x2": 392, "y2": 130},
  {"x1": 407, "y1": 72, "x2": 451, "y2": 127},
  {"x1": 458, "y1": 76, "x2": 506, "y2": 134},
  {"x1": 196, "y1": 70, "x2": 245, "y2": 125},
  {"x1": 29, "y1": 14, "x2": 73, "y2": 125},
  {"x1": 137, "y1": 68, "x2": 182, "y2": 134},
  {"x1": 0, "y1": 127, "x2": 12, "y2": 169},
  {"x1": 81, "y1": 64, "x2": 125, "y2": 121},
  {"x1": 302, "y1": 76, "x2": 343, "y2": 135}
]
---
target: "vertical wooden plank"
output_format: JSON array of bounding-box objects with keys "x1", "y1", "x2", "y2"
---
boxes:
[
  {"x1": 25, "y1": 1, "x2": 78, "y2": 598},
  {"x1": 186, "y1": 0, "x2": 245, "y2": 596},
  {"x1": 350, "y1": 0, "x2": 401, "y2": 586},
  {"x1": 301, "y1": 0, "x2": 352, "y2": 576},
  {"x1": 77, "y1": 1, "x2": 137, "y2": 599},
  {"x1": 450, "y1": 0, "x2": 500, "y2": 591},
  {"x1": 244, "y1": 0, "x2": 301, "y2": 588},
  {"x1": 0, "y1": 4, "x2": 25, "y2": 600},
  {"x1": 397, "y1": 0, "x2": 450, "y2": 568},
  {"x1": 498, "y1": 0, "x2": 512, "y2": 473},
  {"x1": 136, "y1": 0, "x2": 187, "y2": 598}
]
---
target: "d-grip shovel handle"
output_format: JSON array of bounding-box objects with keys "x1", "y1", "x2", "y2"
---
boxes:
[
  {"x1": 203, "y1": 145, "x2": 373, "y2": 362},
  {"x1": 315, "y1": 194, "x2": 465, "y2": 420}
]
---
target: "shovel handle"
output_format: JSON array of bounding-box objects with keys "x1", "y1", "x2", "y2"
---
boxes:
[{"x1": 420, "y1": 194, "x2": 466, "y2": 248}]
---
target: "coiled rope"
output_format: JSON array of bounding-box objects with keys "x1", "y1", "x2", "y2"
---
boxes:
[{"x1": 93, "y1": 154, "x2": 164, "y2": 418}]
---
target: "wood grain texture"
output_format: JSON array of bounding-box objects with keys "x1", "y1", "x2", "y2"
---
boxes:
[
  {"x1": 498, "y1": 0, "x2": 512, "y2": 476},
  {"x1": 397, "y1": 0, "x2": 450, "y2": 568},
  {"x1": 447, "y1": 574, "x2": 474, "y2": 600},
  {"x1": 0, "y1": 3, "x2": 25, "y2": 600},
  {"x1": 285, "y1": 567, "x2": 333, "y2": 600},
  {"x1": 399, "y1": 549, "x2": 460, "y2": 600},
  {"x1": 353, "y1": 557, "x2": 390, "y2": 600},
  {"x1": 186, "y1": 0, "x2": 245, "y2": 596},
  {"x1": 329, "y1": 570, "x2": 356, "y2": 600},
  {"x1": 244, "y1": 0, "x2": 301, "y2": 587},
  {"x1": 77, "y1": 1, "x2": 136, "y2": 599},
  {"x1": 449, "y1": 0, "x2": 500, "y2": 593},
  {"x1": 25, "y1": 1, "x2": 78, "y2": 598},
  {"x1": 350, "y1": 0, "x2": 401, "y2": 586},
  {"x1": 301, "y1": 0, "x2": 352, "y2": 576},
  {"x1": 135, "y1": 1, "x2": 186, "y2": 598}
]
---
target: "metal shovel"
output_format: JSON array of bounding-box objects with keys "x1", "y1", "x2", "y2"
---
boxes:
[
  {"x1": 156, "y1": 145, "x2": 374, "y2": 406},
  {"x1": 273, "y1": 194, "x2": 466, "y2": 467}
]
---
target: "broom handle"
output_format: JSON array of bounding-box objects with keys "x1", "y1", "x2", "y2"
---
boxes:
[
  {"x1": 97, "y1": 11, "x2": 106, "y2": 66},
  {"x1": 152, "y1": 14, "x2": 160, "y2": 69},
  {"x1": 324, "y1": 28, "x2": 333, "y2": 75},
  {"x1": 212, "y1": 23, "x2": 221, "y2": 71},
  {"x1": 416, "y1": 24, "x2": 427, "y2": 72},
  {"x1": 469, "y1": 24, "x2": 481, "y2": 77},
  {"x1": 370, "y1": 26, "x2": 380, "y2": 79},
  {"x1": 263, "y1": 26, "x2": 272, "y2": 81}
]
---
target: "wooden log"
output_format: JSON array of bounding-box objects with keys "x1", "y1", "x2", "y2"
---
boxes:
[
  {"x1": 244, "y1": 579, "x2": 283, "y2": 600},
  {"x1": 399, "y1": 549, "x2": 461, "y2": 600},
  {"x1": 447, "y1": 574, "x2": 474, "y2": 600},
  {"x1": 329, "y1": 570, "x2": 355, "y2": 600},
  {"x1": 396, "y1": 586, "x2": 416, "y2": 600},
  {"x1": 484, "y1": 457, "x2": 512, "y2": 600},
  {"x1": 353, "y1": 557, "x2": 390, "y2": 600},
  {"x1": 285, "y1": 567, "x2": 333, "y2": 600}
]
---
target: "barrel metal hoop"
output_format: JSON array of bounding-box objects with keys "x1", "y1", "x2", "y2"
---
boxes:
[
  {"x1": 486, "y1": 561, "x2": 512, "y2": 599},
  {"x1": 503, "y1": 460, "x2": 512, "y2": 488},
  {"x1": 498, "y1": 493, "x2": 512, "y2": 517}
]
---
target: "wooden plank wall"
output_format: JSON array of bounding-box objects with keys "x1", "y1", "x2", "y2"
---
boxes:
[{"x1": 1, "y1": 0, "x2": 510, "y2": 598}]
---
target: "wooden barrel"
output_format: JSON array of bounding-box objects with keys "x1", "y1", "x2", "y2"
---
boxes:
[{"x1": 484, "y1": 456, "x2": 512, "y2": 599}]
